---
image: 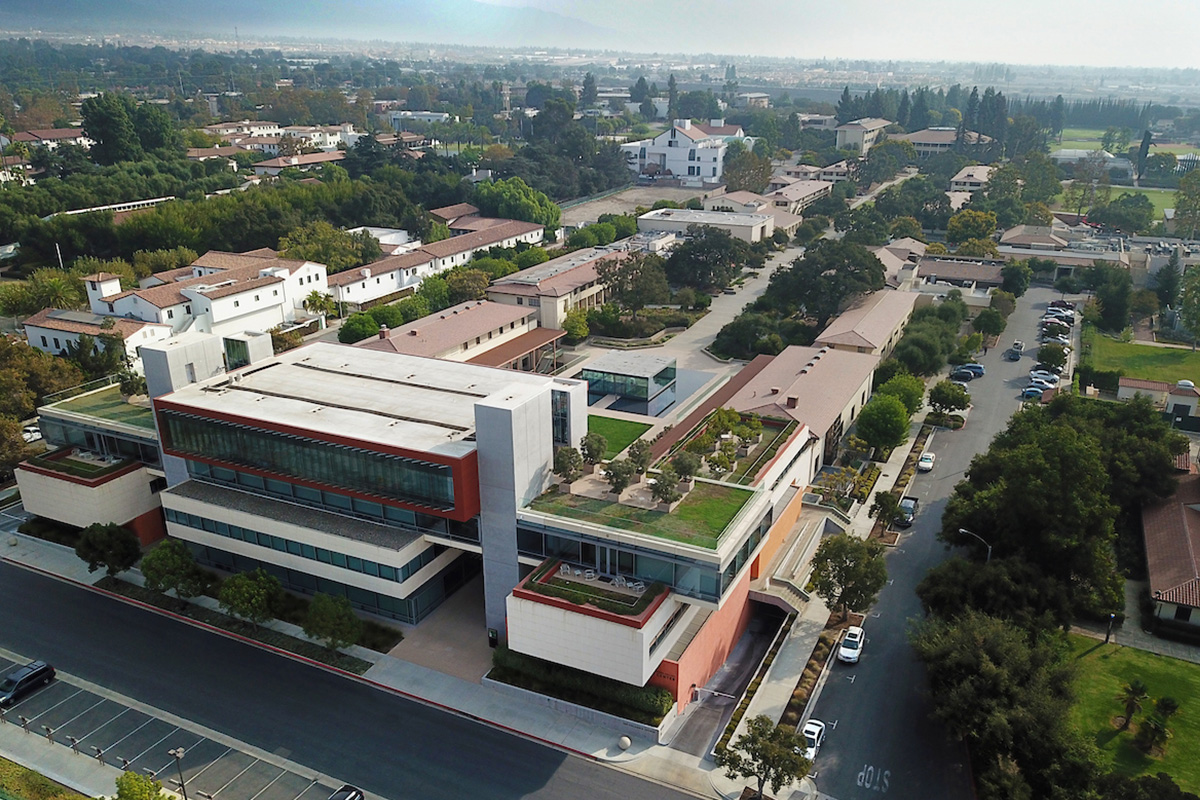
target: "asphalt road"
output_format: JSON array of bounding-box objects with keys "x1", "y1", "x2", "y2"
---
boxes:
[
  {"x1": 806, "y1": 287, "x2": 1067, "y2": 800},
  {"x1": 0, "y1": 562, "x2": 697, "y2": 800}
]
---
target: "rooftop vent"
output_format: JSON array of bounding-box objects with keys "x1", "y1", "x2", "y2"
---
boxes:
[
  {"x1": 786, "y1": 396, "x2": 799, "y2": 408},
  {"x1": 1179, "y1": 380, "x2": 1196, "y2": 389},
  {"x1": 769, "y1": 386, "x2": 781, "y2": 395}
]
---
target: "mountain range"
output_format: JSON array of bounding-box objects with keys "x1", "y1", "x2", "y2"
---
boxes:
[{"x1": 0, "y1": 0, "x2": 626, "y2": 51}]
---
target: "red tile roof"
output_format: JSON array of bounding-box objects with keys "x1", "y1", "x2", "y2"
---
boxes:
[
  {"x1": 1119, "y1": 377, "x2": 1173, "y2": 392},
  {"x1": 13, "y1": 128, "x2": 86, "y2": 142},
  {"x1": 22, "y1": 308, "x2": 168, "y2": 338},
  {"x1": 326, "y1": 252, "x2": 432, "y2": 287},
  {"x1": 1142, "y1": 473, "x2": 1200, "y2": 608},
  {"x1": 429, "y1": 203, "x2": 480, "y2": 223},
  {"x1": 418, "y1": 221, "x2": 543, "y2": 259}
]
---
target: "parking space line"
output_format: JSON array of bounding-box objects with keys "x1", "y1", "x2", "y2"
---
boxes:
[
  {"x1": 148, "y1": 734, "x2": 210, "y2": 779},
  {"x1": 247, "y1": 770, "x2": 288, "y2": 800},
  {"x1": 103, "y1": 714, "x2": 153, "y2": 751},
  {"x1": 290, "y1": 779, "x2": 321, "y2": 800},
  {"x1": 52, "y1": 696, "x2": 109, "y2": 730},
  {"x1": 183, "y1": 744, "x2": 233, "y2": 785},
  {"x1": 13, "y1": 686, "x2": 84, "y2": 718},
  {"x1": 129, "y1": 725, "x2": 183, "y2": 763},
  {"x1": 76, "y1": 705, "x2": 131, "y2": 740},
  {"x1": 211, "y1": 758, "x2": 263, "y2": 797}
]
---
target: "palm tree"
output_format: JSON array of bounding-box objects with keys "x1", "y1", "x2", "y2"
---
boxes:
[
  {"x1": 1134, "y1": 714, "x2": 1172, "y2": 753},
  {"x1": 1119, "y1": 679, "x2": 1149, "y2": 729},
  {"x1": 303, "y1": 290, "x2": 336, "y2": 318},
  {"x1": 1157, "y1": 696, "x2": 1180, "y2": 720}
]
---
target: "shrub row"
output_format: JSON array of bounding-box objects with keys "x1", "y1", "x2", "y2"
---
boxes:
[
  {"x1": 851, "y1": 465, "x2": 881, "y2": 501},
  {"x1": 490, "y1": 645, "x2": 674, "y2": 723}
]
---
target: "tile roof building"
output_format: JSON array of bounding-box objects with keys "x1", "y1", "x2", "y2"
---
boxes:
[
  {"x1": 889, "y1": 127, "x2": 992, "y2": 158},
  {"x1": 22, "y1": 308, "x2": 173, "y2": 367},
  {"x1": 1142, "y1": 473, "x2": 1200, "y2": 634},
  {"x1": 619, "y1": 119, "x2": 748, "y2": 187},
  {"x1": 949, "y1": 164, "x2": 995, "y2": 193},
  {"x1": 487, "y1": 247, "x2": 621, "y2": 329},
  {"x1": 814, "y1": 290, "x2": 921, "y2": 357},
  {"x1": 253, "y1": 151, "x2": 346, "y2": 176},
  {"x1": 834, "y1": 118, "x2": 891, "y2": 154}
]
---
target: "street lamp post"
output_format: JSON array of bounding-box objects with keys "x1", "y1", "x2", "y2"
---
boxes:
[
  {"x1": 958, "y1": 528, "x2": 992, "y2": 563},
  {"x1": 1105, "y1": 612, "x2": 1116, "y2": 644},
  {"x1": 168, "y1": 747, "x2": 188, "y2": 800}
]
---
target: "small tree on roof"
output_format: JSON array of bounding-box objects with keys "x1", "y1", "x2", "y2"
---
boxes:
[{"x1": 580, "y1": 432, "x2": 607, "y2": 465}]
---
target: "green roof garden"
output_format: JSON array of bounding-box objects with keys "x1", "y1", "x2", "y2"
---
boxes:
[
  {"x1": 52, "y1": 385, "x2": 156, "y2": 430},
  {"x1": 527, "y1": 480, "x2": 754, "y2": 549}
]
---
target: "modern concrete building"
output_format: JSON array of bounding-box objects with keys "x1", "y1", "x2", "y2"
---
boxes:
[
  {"x1": 702, "y1": 191, "x2": 803, "y2": 237},
  {"x1": 637, "y1": 208, "x2": 774, "y2": 243},
  {"x1": 580, "y1": 351, "x2": 678, "y2": 416},
  {"x1": 834, "y1": 118, "x2": 891, "y2": 154}
]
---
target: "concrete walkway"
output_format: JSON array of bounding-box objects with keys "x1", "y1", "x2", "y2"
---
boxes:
[{"x1": 1073, "y1": 579, "x2": 1200, "y2": 665}]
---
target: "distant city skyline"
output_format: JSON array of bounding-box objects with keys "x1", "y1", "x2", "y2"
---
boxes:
[{"x1": 476, "y1": 0, "x2": 1200, "y2": 70}]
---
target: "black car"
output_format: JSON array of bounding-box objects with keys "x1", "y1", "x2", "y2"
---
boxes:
[
  {"x1": 328, "y1": 786, "x2": 364, "y2": 800},
  {"x1": 0, "y1": 660, "x2": 55, "y2": 706}
]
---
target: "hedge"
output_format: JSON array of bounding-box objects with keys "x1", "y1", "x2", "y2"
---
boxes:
[{"x1": 490, "y1": 645, "x2": 673, "y2": 723}]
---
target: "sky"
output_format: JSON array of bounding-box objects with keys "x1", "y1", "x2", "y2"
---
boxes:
[{"x1": 475, "y1": 0, "x2": 1200, "y2": 70}]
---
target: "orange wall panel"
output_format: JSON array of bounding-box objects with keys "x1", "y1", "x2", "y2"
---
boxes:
[{"x1": 751, "y1": 489, "x2": 805, "y2": 579}]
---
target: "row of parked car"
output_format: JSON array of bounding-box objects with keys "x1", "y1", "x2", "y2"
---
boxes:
[
  {"x1": 1021, "y1": 301, "x2": 1076, "y2": 400},
  {"x1": 798, "y1": 624, "x2": 868, "y2": 762}
]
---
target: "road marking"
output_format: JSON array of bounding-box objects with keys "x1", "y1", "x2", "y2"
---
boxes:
[
  {"x1": 76, "y1": 704, "x2": 131, "y2": 739},
  {"x1": 103, "y1": 715, "x2": 154, "y2": 752},
  {"x1": 15, "y1": 686, "x2": 84, "y2": 719},
  {"x1": 128, "y1": 725, "x2": 183, "y2": 763},
  {"x1": 246, "y1": 769, "x2": 288, "y2": 800},
  {"x1": 53, "y1": 696, "x2": 109, "y2": 730},
  {"x1": 845, "y1": 675, "x2": 855, "y2": 683},
  {"x1": 210, "y1": 755, "x2": 261, "y2": 797},
  {"x1": 857, "y1": 763, "x2": 892, "y2": 793}
]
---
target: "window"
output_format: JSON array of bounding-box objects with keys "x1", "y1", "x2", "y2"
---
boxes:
[
  {"x1": 273, "y1": 290, "x2": 278, "y2": 296},
  {"x1": 40, "y1": 336, "x2": 47, "y2": 347},
  {"x1": 516, "y1": 298, "x2": 523, "y2": 305},
  {"x1": 107, "y1": 303, "x2": 114, "y2": 312},
  {"x1": 254, "y1": 295, "x2": 259, "y2": 302},
  {"x1": 234, "y1": 300, "x2": 240, "y2": 308},
  {"x1": 53, "y1": 338, "x2": 60, "y2": 349},
  {"x1": 1175, "y1": 605, "x2": 1193, "y2": 622},
  {"x1": 167, "y1": 309, "x2": 174, "y2": 319},
  {"x1": 184, "y1": 363, "x2": 196, "y2": 383}
]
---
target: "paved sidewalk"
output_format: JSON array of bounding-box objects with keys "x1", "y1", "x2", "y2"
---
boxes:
[{"x1": 1073, "y1": 579, "x2": 1200, "y2": 665}]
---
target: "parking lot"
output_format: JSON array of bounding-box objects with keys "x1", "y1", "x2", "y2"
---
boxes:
[{"x1": 0, "y1": 655, "x2": 340, "y2": 800}]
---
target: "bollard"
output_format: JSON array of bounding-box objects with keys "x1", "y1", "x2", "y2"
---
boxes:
[
  {"x1": 18, "y1": 715, "x2": 30, "y2": 733},
  {"x1": 42, "y1": 725, "x2": 53, "y2": 744},
  {"x1": 68, "y1": 735, "x2": 80, "y2": 754},
  {"x1": 92, "y1": 746, "x2": 104, "y2": 764},
  {"x1": 121, "y1": 758, "x2": 131, "y2": 771}
]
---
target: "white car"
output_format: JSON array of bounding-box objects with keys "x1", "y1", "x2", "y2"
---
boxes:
[
  {"x1": 21, "y1": 425, "x2": 41, "y2": 444},
  {"x1": 838, "y1": 625, "x2": 865, "y2": 663},
  {"x1": 799, "y1": 719, "x2": 826, "y2": 761},
  {"x1": 1028, "y1": 377, "x2": 1056, "y2": 391},
  {"x1": 917, "y1": 453, "x2": 935, "y2": 472},
  {"x1": 1028, "y1": 370, "x2": 1060, "y2": 384}
]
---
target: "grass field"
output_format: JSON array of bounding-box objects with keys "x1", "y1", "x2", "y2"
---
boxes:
[
  {"x1": 1060, "y1": 138, "x2": 1200, "y2": 158},
  {"x1": 1061, "y1": 127, "x2": 1106, "y2": 140},
  {"x1": 1085, "y1": 330, "x2": 1200, "y2": 383},
  {"x1": 1068, "y1": 635, "x2": 1200, "y2": 792},
  {"x1": 587, "y1": 415, "x2": 652, "y2": 459},
  {"x1": 1052, "y1": 185, "x2": 1176, "y2": 217}
]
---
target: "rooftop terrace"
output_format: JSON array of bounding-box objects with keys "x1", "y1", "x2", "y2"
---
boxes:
[
  {"x1": 526, "y1": 480, "x2": 753, "y2": 549},
  {"x1": 52, "y1": 385, "x2": 156, "y2": 430}
]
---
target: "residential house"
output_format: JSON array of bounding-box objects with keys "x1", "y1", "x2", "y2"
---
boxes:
[
  {"x1": 9, "y1": 128, "x2": 92, "y2": 150},
  {"x1": 253, "y1": 151, "x2": 346, "y2": 176},
  {"x1": 834, "y1": 118, "x2": 891, "y2": 154}
]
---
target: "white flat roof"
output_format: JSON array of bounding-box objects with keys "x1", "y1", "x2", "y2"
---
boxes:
[
  {"x1": 638, "y1": 208, "x2": 772, "y2": 227},
  {"x1": 159, "y1": 342, "x2": 563, "y2": 457}
]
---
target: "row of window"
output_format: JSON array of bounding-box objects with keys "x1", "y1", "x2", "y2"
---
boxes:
[
  {"x1": 165, "y1": 507, "x2": 442, "y2": 584},
  {"x1": 185, "y1": 461, "x2": 479, "y2": 543},
  {"x1": 162, "y1": 410, "x2": 455, "y2": 509}
]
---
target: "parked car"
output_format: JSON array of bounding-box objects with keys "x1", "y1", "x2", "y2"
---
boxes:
[
  {"x1": 21, "y1": 425, "x2": 41, "y2": 443},
  {"x1": 1028, "y1": 377, "x2": 1056, "y2": 391},
  {"x1": 799, "y1": 719, "x2": 827, "y2": 761},
  {"x1": 837, "y1": 626, "x2": 865, "y2": 664},
  {"x1": 951, "y1": 380, "x2": 971, "y2": 393},
  {"x1": 0, "y1": 661, "x2": 55, "y2": 707},
  {"x1": 1049, "y1": 300, "x2": 1075, "y2": 310},
  {"x1": 1021, "y1": 387, "x2": 1046, "y2": 401},
  {"x1": 960, "y1": 363, "x2": 986, "y2": 377},
  {"x1": 897, "y1": 496, "x2": 919, "y2": 527},
  {"x1": 1005, "y1": 349, "x2": 1022, "y2": 361},
  {"x1": 1041, "y1": 335, "x2": 1070, "y2": 347},
  {"x1": 949, "y1": 368, "x2": 977, "y2": 382},
  {"x1": 1041, "y1": 318, "x2": 1071, "y2": 331},
  {"x1": 1035, "y1": 363, "x2": 1065, "y2": 375},
  {"x1": 1029, "y1": 370, "x2": 1060, "y2": 384},
  {"x1": 1044, "y1": 310, "x2": 1075, "y2": 324},
  {"x1": 918, "y1": 452, "x2": 936, "y2": 472},
  {"x1": 328, "y1": 787, "x2": 364, "y2": 800}
]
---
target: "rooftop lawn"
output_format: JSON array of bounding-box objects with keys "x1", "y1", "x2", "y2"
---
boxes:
[
  {"x1": 527, "y1": 481, "x2": 753, "y2": 549},
  {"x1": 54, "y1": 386, "x2": 156, "y2": 429},
  {"x1": 588, "y1": 415, "x2": 652, "y2": 459},
  {"x1": 1068, "y1": 634, "x2": 1200, "y2": 793},
  {"x1": 1086, "y1": 331, "x2": 1200, "y2": 384}
]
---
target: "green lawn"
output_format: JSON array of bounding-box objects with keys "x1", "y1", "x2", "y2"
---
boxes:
[
  {"x1": 56, "y1": 385, "x2": 156, "y2": 429},
  {"x1": 527, "y1": 481, "x2": 752, "y2": 548},
  {"x1": 588, "y1": 415, "x2": 652, "y2": 459},
  {"x1": 1061, "y1": 127, "x2": 1107, "y2": 141},
  {"x1": 1052, "y1": 185, "x2": 1176, "y2": 217},
  {"x1": 1068, "y1": 635, "x2": 1200, "y2": 792},
  {"x1": 1086, "y1": 332, "x2": 1200, "y2": 383}
]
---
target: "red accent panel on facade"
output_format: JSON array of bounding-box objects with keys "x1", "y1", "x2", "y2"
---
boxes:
[
  {"x1": 648, "y1": 570, "x2": 754, "y2": 713},
  {"x1": 126, "y1": 507, "x2": 167, "y2": 546},
  {"x1": 153, "y1": 400, "x2": 482, "y2": 522}
]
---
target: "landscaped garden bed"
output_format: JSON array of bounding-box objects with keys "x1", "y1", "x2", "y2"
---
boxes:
[
  {"x1": 0, "y1": 755, "x2": 86, "y2": 800},
  {"x1": 521, "y1": 559, "x2": 665, "y2": 615}
]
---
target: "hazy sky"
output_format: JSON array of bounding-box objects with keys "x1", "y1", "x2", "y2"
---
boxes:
[{"x1": 477, "y1": 0, "x2": 1200, "y2": 69}]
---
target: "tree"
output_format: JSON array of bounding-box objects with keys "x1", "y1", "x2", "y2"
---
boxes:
[
  {"x1": 651, "y1": 464, "x2": 682, "y2": 505},
  {"x1": 562, "y1": 308, "x2": 589, "y2": 343},
  {"x1": 1025, "y1": 201, "x2": 1053, "y2": 227},
  {"x1": 302, "y1": 592, "x2": 363, "y2": 652},
  {"x1": 75, "y1": 523, "x2": 140, "y2": 576},
  {"x1": 990, "y1": 290, "x2": 1017, "y2": 318},
  {"x1": 855, "y1": 395, "x2": 910, "y2": 453},
  {"x1": 667, "y1": 74, "x2": 678, "y2": 120},
  {"x1": 1065, "y1": 151, "x2": 1112, "y2": 220},
  {"x1": 303, "y1": 290, "x2": 337, "y2": 318},
  {"x1": 1119, "y1": 679, "x2": 1149, "y2": 730},
  {"x1": 973, "y1": 307, "x2": 1007, "y2": 338},
  {"x1": 553, "y1": 446, "x2": 584, "y2": 484},
  {"x1": 876, "y1": 373, "x2": 925, "y2": 415},
  {"x1": 515, "y1": 247, "x2": 550, "y2": 270},
  {"x1": 474, "y1": 177, "x2": 561, "y2": 230},
  {"x1": 956, "y1": 237, "x2": 1001, "y2": 258},
  {"x1": 1130, "y1": 289, "x2": 1160, "y2": 322},
  {"x1": 446, "y1": 269, "x2": 490, "y2": 304},
  {"x1": 1134, "y1": 714, "x2": 1172, "y2": 754},
  {"x1": 672, "y1": 451, "x2": 702, "y2": 483},
  {"x1": 928, "y1": 380, "x2": 969, "y2": 415},
  {"x1": 1155, "y1": 250, "x2": 1182, "y2": 309},
  {"x1": 605, "y1": 458, "x2": 637, "y2": 495},
  {"x1": 81, "y1": 92, "x2": 143, "y2": 165},
  {"x1": 627, "y1": 438, "x2": 653, "y2": 474},
  {"x1": 869, "y1": 491, "x2": 902, "y2": 531},
  {"x1": 630, "y1": 76, "x2": 651, "y2": 104},
  {"x1": 722, "y1": 149, "x2": 772, "y2": 194},
  {"x1": 279, "y1": 221, "x2": 381, "y2": 273},
  {"x1": 64, "y1": 332, "x2": 128, "y2": 380},
  {"x1": 218, "y1": 568, "x2": 281, "y2": 631},
  {"x1": 1018, "y1": 152, "x2": 1062, "y2": 205},
  {"x1": 713, "y1": 715, "x2": 810, "y2": 800},
  {"x1": 596, "y1": 253, "x2": 669, "y2": 318},
  {"x1": 665, "y1": 225, "x2": 760, "y2": 290},
  {"x1": 115, "y1": 771, "x2": 167, "y2": 800},
  {"x1": 134, "y1": 103, "x2": 181, "y2": 153},
  {"x1": 1001, "y1": 261, "x2": 1033, "y2": 297},
  {"x1": 1095, "y1": 266, "x2": 1133, "y2": 332},
  {"x1": 580, "y1": 432, "x2": 607, "y2": 465},
  {"x1": 810, "y1": 534, "x2": 888, "y2": 620},
  {"x1": 889, "y1": 216, "x2": 923, "y2": 240},
  {"x1": 916, "y1": 557, "x2": 1072, "y2": 633},
  {"x1": 580, "y1": 73, "x2": 598, "y2": 106},
  {"x1": 1055, "y1": 275, "x2": 1082, "y2": 296},
  {"x1": 1037, "y1": 344, "x2": 1067, "y2": 370},
  {"x1": 338, "y1": 312, "x2": 380, "y2": 344},
  {"x1": 140, "y1": 539, "x2": 206, "y2": 606}
]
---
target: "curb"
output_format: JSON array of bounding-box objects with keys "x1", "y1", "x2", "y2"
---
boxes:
[{"x1": 1, "y1": 556, "x2": 601, "y2": 763}]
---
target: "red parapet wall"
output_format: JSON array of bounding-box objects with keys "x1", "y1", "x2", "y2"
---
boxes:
[{"x1": 512, "y1": 562, "x2": 670, "y2": 629}]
